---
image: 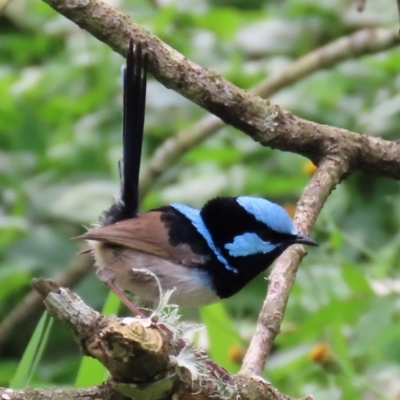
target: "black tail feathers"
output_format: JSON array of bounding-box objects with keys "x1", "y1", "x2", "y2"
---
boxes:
[{"x1": 102, "y1": 39, "x2": 148, "y2": 225}]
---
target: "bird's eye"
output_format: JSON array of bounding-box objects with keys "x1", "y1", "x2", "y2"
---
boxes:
[
  {"x1": 258, "y1": 229, "x2": 296, "y2": 244},
  {"x1": 258, "y1": 229, "x2": 274, "y2": 242}
]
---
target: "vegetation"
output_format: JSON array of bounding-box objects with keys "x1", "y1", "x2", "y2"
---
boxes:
[{"x1": 1, "y1": 0, "x2": 399, "y2": 398}]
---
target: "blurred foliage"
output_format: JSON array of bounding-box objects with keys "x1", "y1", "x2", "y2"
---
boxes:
[{"x1": 1, "y1": 0, "x2": 400, "y2": 398}]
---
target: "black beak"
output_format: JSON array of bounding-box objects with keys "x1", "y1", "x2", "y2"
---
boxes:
[{"x1": 295, "y1": 235, "x2": 319, "y2": 247}]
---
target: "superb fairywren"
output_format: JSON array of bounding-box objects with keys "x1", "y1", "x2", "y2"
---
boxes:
[{"x1": 77, "y1": 40, "x2": 318, "y2": 315}]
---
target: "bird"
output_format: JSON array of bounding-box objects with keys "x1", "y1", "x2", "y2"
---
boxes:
[{"x1": 77, "y1": 39, "x2": 318, "y2": 316}]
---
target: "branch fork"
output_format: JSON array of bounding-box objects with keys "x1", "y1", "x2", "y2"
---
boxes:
[{"x1": 28, "y1": 278, "x2": 309, "y2": 400}]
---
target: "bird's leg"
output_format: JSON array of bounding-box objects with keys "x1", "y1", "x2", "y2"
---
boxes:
[
  {"x1": 98, "y1": 270, "x2": 184, "y2": 343},
  {"x1": 103, "y1": 279, "x2": 146, "y2": 318}
]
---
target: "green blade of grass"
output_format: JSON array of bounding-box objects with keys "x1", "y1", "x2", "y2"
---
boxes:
[
  {"x1": 10, "y1": 311, "x2": 53, "y2": 388},
  {"x1": 27, "y1": 314, "x2": 53, "y2": 385},
  {"x1": 199, "y1": 303, "x2": 243, "y2": 372}
]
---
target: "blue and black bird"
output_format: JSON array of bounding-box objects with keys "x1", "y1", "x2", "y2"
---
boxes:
[{"x1": 78, "y1": 40, "x2": 318, "y2": 315}]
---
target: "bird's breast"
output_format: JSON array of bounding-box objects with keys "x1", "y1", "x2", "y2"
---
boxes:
[{"x1": 89, "y1": 241, "x2": 219, "y2": 307}]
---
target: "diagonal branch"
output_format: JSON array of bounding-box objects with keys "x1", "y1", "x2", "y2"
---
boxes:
[
  {"x1": 357, "y1": 0, "x2": 367, "y2": 12},
  {"x1": 39, "y1": 0, "x2": 400, "y2": 179},
  {"x1": 397, "y1": 0, "x2": 400, "y2": 29},
  {"x1": 240, "y1": 156, "x2": 349, "y2": 375},
  {"x1": 140, "y1": 27, "x2": 399, "y2": 196}
]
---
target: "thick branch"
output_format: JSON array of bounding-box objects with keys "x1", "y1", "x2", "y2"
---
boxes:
[
  {"x1": 240, "y1": 157, "x2": 349, "y2": 375},
  {"x1": 0, "y1": 386, "x2": 126, "y2": 400},
  {"x1": 0, "y1": 380, "x2": 309, "y2": 400},
  {"x1": 39, "y1": 0, "x2": 400, "y2": 179},
  {"x1": 25, "y1": 279, "x2": 308, "y2": 400},
  {"x1": 30, "y1": 278, "x2": 173, "y2": 383},
  {"x1": 140, "y1": 27, "x2": 399, "y2": 196}
]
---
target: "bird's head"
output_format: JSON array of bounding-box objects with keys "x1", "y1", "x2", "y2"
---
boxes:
[
  {"x1": 168, "y1": 196, "x2": 318, "y2": 299},
  {"x1": 200, "y1": 196, "x2": 317, "y2": 273}
]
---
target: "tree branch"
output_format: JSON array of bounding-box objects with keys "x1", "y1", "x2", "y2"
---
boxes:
[
  {"x1": 0, "y1": 278, "x2": 310, "y2": 400},
  {"x1": 357, "y1": 0, "x2": 367, "y2": 12},
  {"x1": 140, "y1": 27, "x2": 399, "y2": 197},
  {"x1": 240, "y1": 157, "x2": 349, "y2": 375},
  {"x1": 38, "y1": 0, "x2": 400, "y2": 180},
  {"x1": 397, "y1": 0, "x2": 400, "y2": 29},
  {"x1": 0, "y1": 386, "x2": 126, "y2": 400}
]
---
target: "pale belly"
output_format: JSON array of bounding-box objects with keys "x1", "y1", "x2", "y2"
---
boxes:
[{"x1": 89, "y1": 241, "x2": 219, "y2": 307}]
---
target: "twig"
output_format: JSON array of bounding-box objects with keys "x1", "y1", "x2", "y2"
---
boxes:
[
  {"x1": 0, "y1": 0, "x2": 13, "y2": 13},
  {"x1": 357, "y1": 0, "x2": 367, "y2": 12},
  {"x1": 240, "y1": 157, "x2": 349, "y2": 375},
  {"x1": 397, "y1": 0, "x2": 400, "y2": 32}
]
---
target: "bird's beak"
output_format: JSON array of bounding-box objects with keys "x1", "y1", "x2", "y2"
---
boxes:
[{"x1": 295, "y1": 235, "x2": 319, "y2": 247}]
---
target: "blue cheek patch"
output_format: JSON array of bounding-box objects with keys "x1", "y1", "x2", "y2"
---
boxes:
[
  {"x1": 171, "y1": 203, "x2": 239, "y2": 274},
  {"x1": 236, "y1": 196, "x2": 298, "y2": 235},
  {"x1": 225, "y1": 232, "x2": 278, "y2": 257}
]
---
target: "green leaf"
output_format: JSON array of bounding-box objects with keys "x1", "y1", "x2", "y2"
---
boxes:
[
  {"x1": 199, "y1": 303, "x2": 243, "y2": 372},
  {"x1": 10, "y1": 311, "x2": 53, "y2": 388},
  {"x1": 196, "y1": 8, "x2": 241, "y2": 40}
]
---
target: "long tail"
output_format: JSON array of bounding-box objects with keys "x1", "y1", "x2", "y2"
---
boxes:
[{"x1": 103, "y1": 40, "x2": 148, "y2": 225}]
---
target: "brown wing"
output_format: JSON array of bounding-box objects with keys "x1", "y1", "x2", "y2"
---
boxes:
[{"x1": 76, "y1": 211, "x2": 207, "y2": 267}]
